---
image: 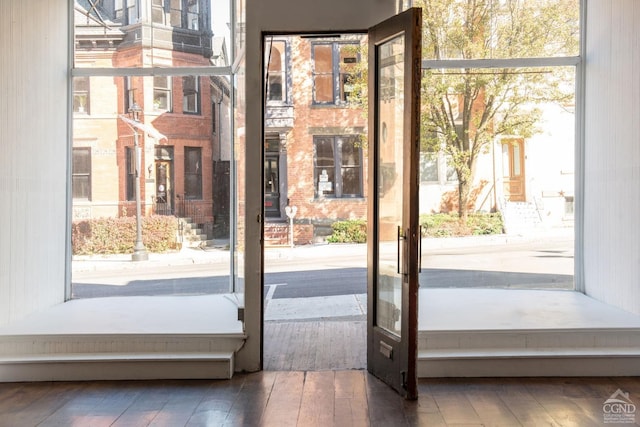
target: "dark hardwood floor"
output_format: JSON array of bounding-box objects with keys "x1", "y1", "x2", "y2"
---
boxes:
[{"x1": 1, "y1": 372, "x2": 639, "y2": 426}]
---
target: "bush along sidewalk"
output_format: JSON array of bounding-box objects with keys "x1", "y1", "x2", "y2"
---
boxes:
[
  {"x1": 420, "y1": 212, "x2": 504, "y2": 237},
  {"x1": 326, "y1": 213, "x2": 504, "y2": 243},
  {"x1": 72, "y1": 215, "x2": 179, "y2": 255},
  {"x1": 326, "y1": 219, "x2": 367, "y2": 243}
]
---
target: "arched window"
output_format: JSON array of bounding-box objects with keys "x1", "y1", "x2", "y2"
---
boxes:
[{"x1": 267, "y1": 41, "x2": 286, "y2": 102}]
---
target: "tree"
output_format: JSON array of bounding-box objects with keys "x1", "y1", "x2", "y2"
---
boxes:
[{"x1": 417, "y1": 0, "x2": 579, "y2": 220}]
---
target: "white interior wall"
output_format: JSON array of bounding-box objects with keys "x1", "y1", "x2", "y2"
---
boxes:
[
  {"x1": 236, "y1": 0, "x2": 397, "y2": 371},
  {"x1": 583, "y1": 0, "x2": 640, "y2": 314},
  {"x1": 0, "y1": 0, "x2": 69, "y2": 327}
]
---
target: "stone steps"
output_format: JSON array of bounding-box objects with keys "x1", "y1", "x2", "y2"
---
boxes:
[{"x1": 265, "y1": 222, "x2": 290, "y2": 246}]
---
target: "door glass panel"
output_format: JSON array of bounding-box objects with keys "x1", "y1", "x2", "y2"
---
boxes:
[
  {"x1": 513, "y1": 143, "x2": 521, "y2": 176},
  {"x1": 376, "y1": 35, "x2": 404, "y2": 336}
]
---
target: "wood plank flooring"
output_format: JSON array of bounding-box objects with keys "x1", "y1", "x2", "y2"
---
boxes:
[
  {"x1": 264, "y1": 320, "x2": 366, "y2": 371},
  {"x1": 1, "y1": 373, "x2": 639, "y2": 426}
]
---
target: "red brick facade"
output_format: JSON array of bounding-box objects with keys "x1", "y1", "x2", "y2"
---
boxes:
[
  {"x1": 265, "y1": 36, "x2": 368, "y2": 244},
  {"x1": 72, "y1": 3, "x2": 229, "y2": 240}
]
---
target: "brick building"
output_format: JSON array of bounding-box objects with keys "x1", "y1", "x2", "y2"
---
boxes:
[
  {"x1": 264, "y1": 35, "x2": 368, "y2": 244},
  {"x1": 72, "y1": 0, "x2": 231, "y2": 240}
]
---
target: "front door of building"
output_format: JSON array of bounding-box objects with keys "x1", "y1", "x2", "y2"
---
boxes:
[
  {"x1": 502, "y1": 138, "x2": 526, "y2": 202},
  {"x1": 367, "y1": 8, "x2": 422, "y2": 399},
  {"x1": 155, "y1": 161, "x2": 173, "y2": 215},
  {"x1": 264, "y1": 153, "x2": 280, "y2": 218}
]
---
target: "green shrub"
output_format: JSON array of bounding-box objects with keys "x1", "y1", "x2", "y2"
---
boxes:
[
  {"x1": 466, "y1": 212, "x2": 504, "y2": 235},
  {"x1": 326, "y1": 219, "x2": 367, "y2": 243},
  {"x1": 419, "y1": 212, "x2": 504, "y2": 237},
  {"x1": 324, "y1": 213, "x2": 503, "y2": 244},
  {"x1": 72, "y1": 215, "x2": 179, "y2": 255}
]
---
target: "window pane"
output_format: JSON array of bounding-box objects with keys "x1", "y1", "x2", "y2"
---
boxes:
[
  {"x1": 74, "y1": 0, "x2": 231, "y2": 68},
  {"x1": 339, "y1": 44, "x2": 358, "y2": 102},
  {"x1": 72, "y1": 148, "x2": 91, "y2": 200},
  {"x1": 341, "y1": 138, "x2": 360, "y2": 167},
  {"x1": 182, "y1": 76, "x2": 200, "y2": 113},
  {"x1": 341, "y1": 166, "x2": 360, "y2": 196},
  {"x1": 340, "y1": 137, "x2": 362, "y2": 196},
  {"x1": 420, "y1": 152, "x2": 438, "y2": 182},
  {"x1": 72, "y1": 176, "x2": 90, "y2": 199},
  {"x1": 267, "y1": 75, "x2": 283, "y2": 101},
  {"x1": 169, "y1": 0, "x2": 183, "y2": 27},
  {"x1": 513, "y1": 144, "x2": 522, "y2": 176},
  {"x1": 315, "y1": 137, "x2": 334, "y2": 167},
  {"x1": 266, "y1": 41, "x2": 286, "y2": 102},
  {"x1": 73, "y1": 77, "x2": 90, "y2": 114},
  {"x1": 419, "y1": 66, "x2": 575, "y2": 292},
  {"x1": 420, "y1": 0, "x2": 579, "y2": 60},
  {"x1": 313, "y1": 45, "x2": 332, "y2": 73},
  {"x1": 313, "y1": 44, "x2": 334, "y2": 103},
  {"x1": 314, "y1": 75, "x2": 333, "y2": 103},
  {"x1": 184, "y1": 147, "x2": 202, "y2": 199},
  {"x1": 186, "y1": 0, "x2": 199, "y2": 30},
  {"x1": 154, "y1": 76, "x2": 172, "y2": 111},
  {"x1": 268, "y1": 43, "x2": 284, "y2": 72},
  {"x1": 73, "y1": 148, "x2": 91, "y2": 173},
  {"x1": 314, "y1": 137, "x2": 335, "y2": 197},
  {"x1": 126, "y1": 147, "x2": 135, "y2": 201},
  {"x1": 151, "y1": 5, "x2": 165, "y2": 24}
]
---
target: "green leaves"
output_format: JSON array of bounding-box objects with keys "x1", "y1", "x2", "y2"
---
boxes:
[{"x1": 417, "y1": 0, "x2": 578, "y2": 218}]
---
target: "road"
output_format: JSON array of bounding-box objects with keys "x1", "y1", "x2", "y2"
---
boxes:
[{"x1": 72, "y1": 237, "x2": 574, "y2": 298}]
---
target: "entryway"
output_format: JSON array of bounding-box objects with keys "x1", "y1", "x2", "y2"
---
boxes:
[
  {"x1": 263, "y1": 244, "x2": 367, "y2": 371},
  {"x1": 261, "y1": 30, "x2": 370, "y2": 372}
]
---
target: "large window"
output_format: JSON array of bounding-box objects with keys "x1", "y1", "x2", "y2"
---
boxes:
[
  {"x1": 184, "y1": 146, "x2": 202, "y2": 199},
  {"x1": 313, "y1": 136, "x2": 362, "y2": 198},
  {"x1": 312, "y1": 42, "x2": 359, "y2": 105},
  {"x1": 72, "y1": 148, "x2": 91, "y2": 200},
  {"x1": 417, "y1": 0, "x2": 579, "y2": 291},
  {"x1": 72, "y1": 0, "x2": 237, "y2": 300},
  {"x1": 182, "y1": 76, "x2": 200, "y2": 114}
]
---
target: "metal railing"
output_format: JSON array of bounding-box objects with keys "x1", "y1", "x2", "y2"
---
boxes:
[{"x1": 152, "y1": 196, "x2": 210, "y2": 226}]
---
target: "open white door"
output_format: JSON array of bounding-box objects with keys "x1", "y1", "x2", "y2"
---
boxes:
[{"x1": 367, "y1": 7, "x2": 422, "y2": 399}]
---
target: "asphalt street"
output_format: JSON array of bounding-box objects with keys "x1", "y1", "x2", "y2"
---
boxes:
[{"x1": 72, "y1": 234, "x2": 574, "y2": 299}]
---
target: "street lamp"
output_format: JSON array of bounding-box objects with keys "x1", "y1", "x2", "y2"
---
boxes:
[{"x1": 129, "y1": 101, "x2": 148, "y2": 261}]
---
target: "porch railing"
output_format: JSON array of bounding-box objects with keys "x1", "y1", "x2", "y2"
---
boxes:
[{"x1": 152, "y1": 196, "x2": 210, "y2": 226}]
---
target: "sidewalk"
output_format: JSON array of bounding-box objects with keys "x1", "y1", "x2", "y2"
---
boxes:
[
  {"x1": 72, "y1": 227, "x2": 573, "y2": 273},
  {"x1": 71, "y1": 241, "x2": 370, "y2": 273}
]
